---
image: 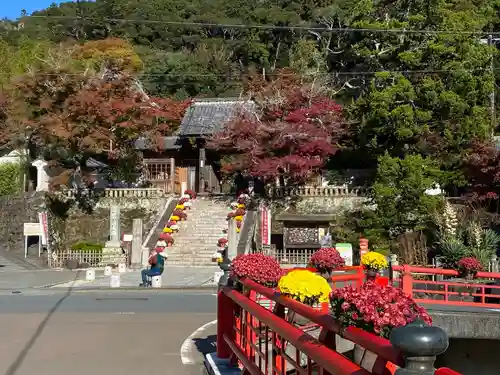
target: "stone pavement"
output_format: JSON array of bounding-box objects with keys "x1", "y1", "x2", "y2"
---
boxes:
[{"x1": 49, "y1": 266, "x2": 219, "y2": 289}]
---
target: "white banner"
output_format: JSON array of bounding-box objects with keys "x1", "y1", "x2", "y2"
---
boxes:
[
  {"x1": 38, "y1": 212, "x2": 49, "y2": 246},
  {"x1": 260, "y1": 205, "x2": 271, "y2": 247}
]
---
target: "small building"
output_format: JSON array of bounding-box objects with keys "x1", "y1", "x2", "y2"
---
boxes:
[{"x1": 140, "y1": 98, "x2": 254, "y2": 195}]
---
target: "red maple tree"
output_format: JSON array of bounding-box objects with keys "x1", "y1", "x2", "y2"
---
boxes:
[
  {"x1": 463, "y1": 140, "x2": 500, "y2": 200},
  {"x1": 5, "y1": 69, "x2": 190, "y2": 187},
  {"x1": 208, "y1": 70, "x2": 346, "y2": 182}
]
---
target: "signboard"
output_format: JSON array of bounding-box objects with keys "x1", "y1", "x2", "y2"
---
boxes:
[
  {"x1": 336, "y1": 243, "x2": 353, "y2": 266},
  {"x1": 38, "y1": 212, "x2": 49, "y2": 246},
  {"x1": 122, "y1": 234, "x2": 133, "y2": 242},
  {"x1": 260, "y1": 205, "x2": 271, "y2": 247},
  {"x1": 23, "y1": 223, "x2": 41, "y2": 236}
]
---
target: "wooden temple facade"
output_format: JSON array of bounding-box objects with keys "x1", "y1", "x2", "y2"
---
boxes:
[{"x1": 137, "y1": 98, "x2": 254, "y2": 195}]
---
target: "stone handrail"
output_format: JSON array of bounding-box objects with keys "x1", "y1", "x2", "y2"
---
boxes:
[
  {"x1": 270, "y1": 185, "x2": 368, "y2": 198},
  {"x1": 61, "y1": 187, "x2": 166, "y2": 199},
  {"x1": 103, "y1": 188, "x2": 164, "y2": 198}
]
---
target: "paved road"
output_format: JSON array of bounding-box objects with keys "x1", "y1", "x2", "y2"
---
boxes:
[{"x1": 0, "y1": 290, "x2": 216, "y2": 375}]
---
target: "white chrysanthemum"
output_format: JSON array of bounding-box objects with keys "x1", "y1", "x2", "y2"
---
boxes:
[
  {"x1": 182, "y1": 194, "x2": 191, "y2": 199},
  {"x1": 184, "y1": 201, "x2": 192, "y2": 207},
  {"x1": 170, "y1": 224, "x2": 180, "y2": 231}
]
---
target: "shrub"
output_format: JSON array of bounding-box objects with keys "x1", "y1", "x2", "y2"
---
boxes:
[
  {"x1": 330, "y1": 282, "x2": 432, "y2": 338},
  {"x1": 231, "y1": 253, "x2": 283, "y2": 287},
  {"x1": 0, "y1": 162, "x2": 22, "y2": 196},
  {"x1": 71, "y1": 242, "x2": 103, "y2": 253},
  {"x1": 309, "y1": 248, "x2": 345, "y2": 273}
]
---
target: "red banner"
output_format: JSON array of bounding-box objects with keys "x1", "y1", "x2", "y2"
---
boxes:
[
  {"x1": 261, "y1": 206, "x2": 271, "y2": 246},
  {"x1": 38, "y1": 212, "x2": 49, "y2": 246}
]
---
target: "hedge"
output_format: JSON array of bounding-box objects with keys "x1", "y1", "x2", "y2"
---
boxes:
[{"x1": 0, "y1": 162, "x2": 22, "y2": 197}]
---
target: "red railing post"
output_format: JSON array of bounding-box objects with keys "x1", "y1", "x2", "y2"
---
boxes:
[
  {"x1": 217, "y1": 289, "x2": 235, "y2": 359},
  {"x1": 402, "y1": 264, "x2": 413, "y2": 297}
]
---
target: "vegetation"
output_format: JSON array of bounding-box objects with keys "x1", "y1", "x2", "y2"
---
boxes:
[
  {"x1": 0, "y1": 162, "x2": 22, "y2": 196},
  {"x1": 2, "y1": 0, "x2": 500, "y2": 264}
]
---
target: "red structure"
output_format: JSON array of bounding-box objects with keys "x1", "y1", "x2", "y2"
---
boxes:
[{"x1": 214, "y1": 265, "x2": 500, "y2": 375}]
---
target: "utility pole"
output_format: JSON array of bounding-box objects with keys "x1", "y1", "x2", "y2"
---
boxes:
[{"x1": 489, "y1": 34, "x2": 497, "y2": 133}]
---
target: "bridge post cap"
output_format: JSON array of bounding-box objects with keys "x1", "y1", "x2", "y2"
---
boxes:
[{"x1": 389, "y1": 319, "x2": 449, "y2": 357}]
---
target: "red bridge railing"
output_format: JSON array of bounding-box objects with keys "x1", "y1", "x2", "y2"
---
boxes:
[
  {"x1": 391, "y1": 265, "x2": 500, "y2": 308},
  {"x1": 216, "y1": 275, "x2": 460, "y2": 375}
]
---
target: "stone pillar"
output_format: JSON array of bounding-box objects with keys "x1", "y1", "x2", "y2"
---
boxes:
[
  {"x1": 390, "y1": 320, "x2": 449, "y2": 375},
  {"x1": 130, "y1": 219, "x2": 143, "y2": 269},
  {"x1": 105, "y1": 205, "x2": 121, "y2": 248},
  {"x1": 31, "y1": 159, "x2": 49, "y2": 192},
  {"x1": 227, "y1": 219, "x2": 238, "y2": 260},
  {"x1": 102, "y1": 205, "x2": 124, "y2": 266}
]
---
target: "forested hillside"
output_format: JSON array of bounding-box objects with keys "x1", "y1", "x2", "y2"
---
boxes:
[{"x1": 1, "y1": 0, "x2": 500, "y2": 196}]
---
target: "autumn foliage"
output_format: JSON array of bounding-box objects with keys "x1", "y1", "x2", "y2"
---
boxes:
[
  {"x1": 208, "y1": 70, "x2": 345, "y2": 182},
  {"x1": 463, "y1": 141, "x2": 500, "y2": 200},
  {"x1": 3, "y1": 68, "x2": 190, "y2": 187}
]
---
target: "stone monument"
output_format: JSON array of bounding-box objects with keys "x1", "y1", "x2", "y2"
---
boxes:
[
  {"x1": 101, "y1": 205, "x2": 126, "y2": 266},
  {"x1": 130, "y1": 218, "x2": 143, "y2": 269}
]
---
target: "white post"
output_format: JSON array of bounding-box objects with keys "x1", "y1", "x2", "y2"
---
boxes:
[{"x1": 31, "y1": 159, "x2": 49, "y2": 192}]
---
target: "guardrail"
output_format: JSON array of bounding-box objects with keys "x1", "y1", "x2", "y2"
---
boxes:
[
  {"x1": 217, "y1": 273, "x2": 460, "y2": 375},
  {"x1": 392, "y1": 265, "x2": 500, "y2": 308},
  {"x1": 62, "y1": 187, "x2": 166, "y2": 199}
]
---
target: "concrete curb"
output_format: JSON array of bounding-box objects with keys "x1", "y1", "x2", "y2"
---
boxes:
[
  {"x1": 205, "y1": 353, "x2": 240, "y2": 375},
  {"x1": 35, "y1": 283, "x2": 217, "y2": 291}
]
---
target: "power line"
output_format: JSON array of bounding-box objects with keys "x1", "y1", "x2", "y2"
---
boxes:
[
  {"x1": 0, "y1": 67, "x2": 496, "y2": 78},
  {"x1": 26, "y1": 15, "x2": 500, "y2": 36}
]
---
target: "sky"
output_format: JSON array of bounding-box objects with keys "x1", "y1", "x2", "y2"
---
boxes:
[{"x1": 1, "y1": 1, "x2": 67, "y2": 20}]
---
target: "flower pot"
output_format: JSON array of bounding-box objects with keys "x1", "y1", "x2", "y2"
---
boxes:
[
  {"x1": 365, "y1": 268, "x2": 378, "y2": 281},
  {"x1": 464, "y1": 273, "x2": 474, "y2": 281}
]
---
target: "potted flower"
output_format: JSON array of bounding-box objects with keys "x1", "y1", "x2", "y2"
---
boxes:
[
  {"x1": 330, "y1": 282, "x2": 432, "y2": 368},
  {"x1": 361, "y1": 251, "x2": 388, "y2": 280},
  {"x1": 162, "y1": 227, "x2": 173, "y2": 233},
  {"x1": 309, "y1": 248, "x2": 345, "y2": 280},
  {"x1": 230, "y1": 253, "x2": 283, "y2": 289},
  {"x1": 170, "y1": 215, "x2": 180, "y2": 222},
  {"x1": 235, "y1": 215, "x2": 244, "y2": 222},
  {"x1": 170, "y1": 223, "x2": 180, "y2": 232},
  {"x1": 179, "y1": 197, "x2": 189, "y2": 205},
  {"x1": 173, "y1": 210, "x2": 187, "y2": 220},
  {"x1": 278, "y1": 270, "x2": 331, "y2": 325},
  {"x1": 184, "y1": 201, "x2": 192, "y2": 209},
  {"x1": 175, "y1": 204, "x2": 185, "y2": 210},
  {"x1": 457, "y1": 257, "x2": 482, "y2": 280},
  {"x1": 235, "y1": 208, "x2": 246, "y2": 216},
  {"x1": 184, "y1": 189, "x2": 197, "y2": 199},
  {"x1": 217, "y1": 238, "x2": 228, "y2": 248},
  {"x1": 159, "y1": 233, "x2": 174, "y2": 246}
]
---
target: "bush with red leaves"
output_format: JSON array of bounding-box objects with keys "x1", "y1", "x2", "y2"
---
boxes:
[
  {"x1": 457, "y1": 257, "x2": 483, "y2": 275},
  {"x1": 184, "y1": 189, "x2": 197, "y2": 199},
  {"x1": 330, "y1": 282, "x2": 432, "y2": 338},
  {"x1": 231, "y1": 253, "x2": 283, "y2": 287},
  {"x1": 309, "y1": 248, "x2": 345, "y2": 273}
]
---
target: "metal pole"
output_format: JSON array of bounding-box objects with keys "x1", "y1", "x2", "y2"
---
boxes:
[{"x1": 489, "y1": 34, "x2": 496, "y2": 133}]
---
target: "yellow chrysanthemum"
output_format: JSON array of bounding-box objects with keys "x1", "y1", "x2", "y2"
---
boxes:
[
  {"x1": 238, "y1": 204, "x2": 245, "y2": 209},
  {"x1": 236, "y1": 228, "x2": 241, "y2": 233},
  {"x1": 361, "y1": 252, "x2": 388, "y2": 271},
  {"x1": 175, "y1": 204, "x2": 185, "y2": 210},
  {"x1": 278, "y1": 270, "x2": 331, "y2": 305},
  {"x1": 235, "y1": 215, "x2": 244, "y2": 221},
  {"x1": 170, "y1": 216, "x2": 180, "y2": 221},
  {"x1": 162, "y1": 227, "x2": 173, "y2": 233}
]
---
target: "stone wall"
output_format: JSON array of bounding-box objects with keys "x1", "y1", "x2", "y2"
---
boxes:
[
  {"x1": 0, "y1": 193, "x2": 45, "y2": 254},
  {"x1": 49, "y1": 198, "x2": 166, "y2": 253}
]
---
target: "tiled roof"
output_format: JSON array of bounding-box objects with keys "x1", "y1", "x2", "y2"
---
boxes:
[{"x1": 177, "y1": 98, "x2": 255, "y2": 136}]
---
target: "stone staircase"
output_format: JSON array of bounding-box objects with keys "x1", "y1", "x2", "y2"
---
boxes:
[{"x1": 166, "y1": 196, "x2": 231, "y2": 267}]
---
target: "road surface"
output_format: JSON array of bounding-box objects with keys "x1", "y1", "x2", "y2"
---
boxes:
[{"x1": 0, "y1": 289, "x2": 216, "y2": 375}]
